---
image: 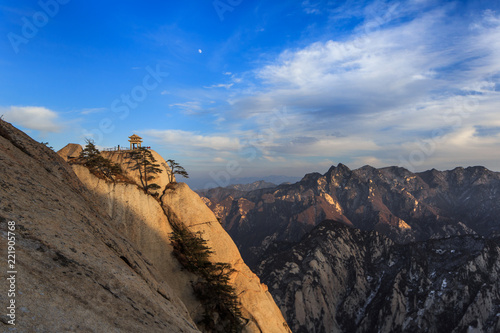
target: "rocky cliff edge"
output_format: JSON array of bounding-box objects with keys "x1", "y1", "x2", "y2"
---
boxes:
[{"x1": 0, "y1": 119, "x2": 288, "y2": 332}]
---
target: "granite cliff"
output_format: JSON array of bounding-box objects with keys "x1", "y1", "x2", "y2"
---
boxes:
[
  {"x1": 0, "y1": 119, "x2": 288, "y2": 332},
  {"x1": 258, "y1": 220, "x2": 500, "y2": 333}
]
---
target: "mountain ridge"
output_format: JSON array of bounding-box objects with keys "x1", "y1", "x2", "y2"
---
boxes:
[{"x1": 200, "y1": 163, "x2": 500, "y2": 267}]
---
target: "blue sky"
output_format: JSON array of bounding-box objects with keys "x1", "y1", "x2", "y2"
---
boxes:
[{"x1": 1, "y1": 0, "x2": 500, "y2": 189}]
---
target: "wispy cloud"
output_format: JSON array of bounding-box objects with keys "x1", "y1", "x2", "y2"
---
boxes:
[
  {"x1": 208, "y1": 7, "x2": 500, "y2": 170},
  {"x1": 1, "y1": 106, "x2": 63, "y2": 133},
  {"x1": 144, "y1": 129, "x2": 241, "y2": 151},
  {"x1": 204, "y1": 83, "x2": 234, "y2": 89},
  {"x1": 302, "y1": 0, "x2": 321, "y2": 15},
  {"x1": 81, "y1": 107, "x2": 106, "y2": 115},
  {"x1": 144, "y1": 4, "x2": 500, "y2": 179},
  {"x1": 169, "y1": 101, "x2": 203, "y2": 115}
]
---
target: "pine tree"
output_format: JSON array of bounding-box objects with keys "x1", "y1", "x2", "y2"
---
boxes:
[
  {"x1": 166, "y1": 159, "x2": 189, "y2": 183},
  {"x1": 79, "y1": 139, "x2": 123, "y2": 182},
  {"x1": 170, "y1": 224, "x2": 244, "y2": 332},
  {"x1": 128, "y1": 147, "x2": 163, "y2": 194},
  {"x1": 80, "y1": 138, "x2": 100, "y2": 161}
]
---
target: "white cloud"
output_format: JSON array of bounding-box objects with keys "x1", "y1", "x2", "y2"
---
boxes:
[
  {"x1": 152, "y1": 6, "x2": 500, "y2": 178},
  {"x1": 235, "y1": 8, "x2": 500, "y2": 118},
  {"x1": 81, "y1": 107, "x2": 106, "y2": 115},
  {"x1": 248, "y1": 13, "x2": 450, "y2": 114},
  {"x1": 145, "y1": 129, "x2": 240, "y2": 151},
  {"x1": 204, "y1": 83, "x2": 234, "y2": 89},
  {"x1": 1, "y1": 106, "x2": 62, "y2": 133},
  {"x1": 169, "y1": 101, "x2": 203, "y2": 115},
  {"x1": 216, "y1": 8, "x2": 500, "y2": 170},
  {"x1": 204, "y1": 73, "x2": 242, "y2": 90}
]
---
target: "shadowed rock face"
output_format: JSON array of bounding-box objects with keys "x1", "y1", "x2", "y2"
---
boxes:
[
  {"x1": 70, "y1": 153, "x2": 290, "y2": 332},
  {"x1": 0, "y1": 120, "x2": 289, "y2": 333},
  {"x1": 0, "y1": 119, "x2": 199, "y2": 332},
  {"x1": 258, "y1": 220, "x2": 500, "y2": 333},
  {"x1": 200, "y1": 163, "x2": 500, "y2": 267},
  {"x1": 72, "y1": 167, "x2": 290, "y2": 333}
]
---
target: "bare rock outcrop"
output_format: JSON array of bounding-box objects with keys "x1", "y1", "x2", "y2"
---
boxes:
[
  {"x1": 101, "y1": 149, "x2": 174, "y2": 191},
  {"x1": 57, "y1": 142, "x2": 83, "y2": 160},
  {"x1": 0, "y1": 119, "x2": 199, "y2": 332},
  {"x1": 58, "y1": 142, "x2": 175, "y2": 194},
  {"x1": 162, "y1": 183, "x2": 291, "y2": 333},
  {"x1": 60, "y1": 142, "x2": 289, "y2": 331}
]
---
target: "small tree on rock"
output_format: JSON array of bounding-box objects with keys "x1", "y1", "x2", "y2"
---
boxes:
[
  {"x1": 79, "y1": 139, "x2": 123, "y2": 182},
  {"x1": 128, "y1": 147, "x2": 163, "y2": 194},
  {"x1": 169, "y1": 224, "x2": 244, "y2": 332},
  {"x1": 166, "y1": 159, "x2": 189, "y2": 183}
]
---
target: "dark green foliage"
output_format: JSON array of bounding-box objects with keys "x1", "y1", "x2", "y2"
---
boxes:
[
  {"x1": 166, "y1": 159, "x2": 189, "y2": 183},
  {"x1": 170, "y1": 225, "x2": 213, "y2": 273},
  {"x1": 194, "y1": 263, "x2": 244, "y2": 333},
  {"x1": 127, "y1": 147, "x2": 163, "y2": 194},
  {"x1": 41, "y1": 141, "x2": 54, "y2": 150},
  {"x1": 78, "y1": 139, "x2": 123, "y2": 182},
  {"x1": 170, "y1": 224, "x2": 244, "y2": 332}
]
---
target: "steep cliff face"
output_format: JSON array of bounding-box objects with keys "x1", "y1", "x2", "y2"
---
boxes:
[
  {"x1": 258, "y1": 220, "x2": 500, "y2": 333},
  {"x1": 0, "y1": 119, "x2": 288, "y2": 332},
  {"x1": 62, "y1": 144, "x2": 289, "y2": 332},
  {"x1": 161, "y1": 183, "x2": 290, "y2": 333},
  {"x1": 201, "y1": 164, "x2": 500, "y2": 266},
  {"x1": 0, "y1": 119, "x2": 199, "y2": 332},
  {"x1": 71, "y1": 165, "x2": 202, "y2": 319}
]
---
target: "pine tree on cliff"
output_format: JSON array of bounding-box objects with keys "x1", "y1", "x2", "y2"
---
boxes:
[
  {"x1": 170, "y1": 224, "x2": 244, "y2": 331},
  {"x1": 79, "y1": 139, "x2": 122, "y2": 182},
  {"x1": 128, "y1": 147, "x2": 163, "y2": 194},
  {"x1": 166, "y1": 159, "x2": 189, "y2": 183}
]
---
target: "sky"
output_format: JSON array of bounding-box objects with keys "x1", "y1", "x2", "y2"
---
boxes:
[{"x1": 1, "y1": 0, "x2": 500, "y2": 189}]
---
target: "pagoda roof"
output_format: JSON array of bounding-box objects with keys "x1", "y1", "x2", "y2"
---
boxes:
[{"x1": 128, "y1": 134, "x2": 142, "y2": 140}]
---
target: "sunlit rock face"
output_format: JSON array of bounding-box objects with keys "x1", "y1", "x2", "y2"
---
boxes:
[
  {"x1": 59, "y1": 142, "x2": 174, "y2": 195},
  {"x1": 0, "y1": 120, "x2": 289, "y2": 333},
  {"x1": 161, "y1": 182, "x2": 290, "y2": 333},
  {"x1": 200, "y1": 164, "x2": 500, "y2": 267},
  {"x1": 72, "y1": 167, "x2": 290, "y2": 333},
  {"x1": 258, "y1": 220, "x2": 500, "y2": 333},
  {"x1": 0, "y1": 119, "x2": 199, "y2": 332}
]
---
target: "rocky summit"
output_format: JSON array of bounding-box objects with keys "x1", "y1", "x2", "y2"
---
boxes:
[{"x1": 0, "y1": 119, "x2": 289, "y2": 333}]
